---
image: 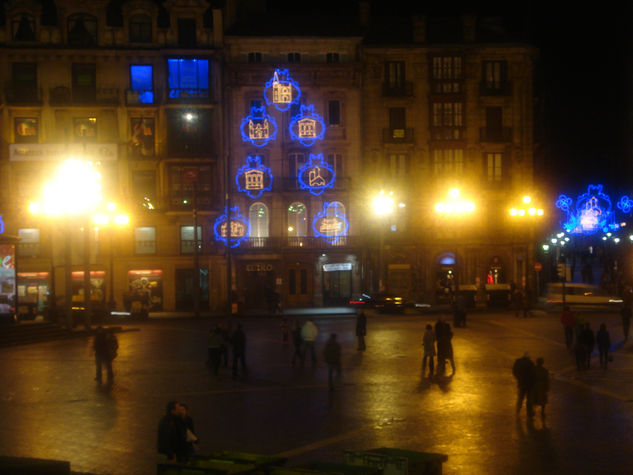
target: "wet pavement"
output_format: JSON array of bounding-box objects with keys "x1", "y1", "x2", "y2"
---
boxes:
[{"x1": 1, "y1": 309, "x2": 633, "y2": 474}]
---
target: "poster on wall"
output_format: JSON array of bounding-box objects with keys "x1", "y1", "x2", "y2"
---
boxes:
[
  {"x1": 14, "y1": 117, "x2": 38, "y2": 143},
  {"x1": 129, "y1": 117, "x2": 155, "y2": 157},
  {"x1": 0, "y1": 244, "x2": 16, "y2": 316},
  {"x1": 74, "y1": 117, "x2": 97, "y2": 142}
]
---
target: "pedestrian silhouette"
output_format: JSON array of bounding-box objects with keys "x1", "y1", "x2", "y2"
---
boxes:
[
  {"x1": 422, "y1": 324, "x2": 436, "y2": 378},
  {"x1": 355, "y1": 309, "x2": 367, "y2": 351},
  {"x1": 301, "y1": 319, "x2": 318, "y2": 366},
  {"x1": 207, "y1": 326, "x2": 223, "y2": 375},
  {"x1": 93, "y1": 326, "x2": 118, "y2": 386},
  {"x1": 158, "y1": 401, "x2": 188, "y2": 463},
  {"x1": 597, "y1": 323, "x2": 611, "y2": 369},
  {"x1": 560, "y1": 306, "x2": 576, "y2": 350},
  {"x1": 532, "y1": 357, "x2": 549, "y2": 419},
  {"x1": 323, "y1": 333, "x2": 341, "y2": 390},
  {"x1": 230, "y1": 323, "x2": 247, "y2": 379},
  {"x1": 513, "y1": 352, "x2": 536, "y2": 418},
  {"x1": 580, "y1": 323, "x2": 595, "y2": 369},
  {"x1": 621, "y1": 304, "x2": 631, "y2": 341},
  {"x1": 291, "y1": 319, "x2": 303, "y2": 366}
]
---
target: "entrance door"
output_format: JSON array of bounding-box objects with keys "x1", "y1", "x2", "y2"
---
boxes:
[
  {"x1": 175, "y1": 268, "x2": 209, "y2": 311},
  {"x1": 243, "y1": 270, "x2": 274, "y2": 311},
  {"x1": 323, "y1": 269, "x2": 352, "y2": 306},
  {"x1": 287, "y1": 266, "x2": 312, "y2": 308}
]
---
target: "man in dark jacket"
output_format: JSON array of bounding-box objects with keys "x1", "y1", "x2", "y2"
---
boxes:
[
  {"x1": 158, "y1": 401, "x2": 187, "y2": 463},
  {"x1": 355, "y1": 310, "x2": 367, "y2": 351},
  {"x1": 93, "y1": 326, "x2": 118, "y2": 385},
  {"x1": 323, "y1": 333, "x2": 341, "y2": 390},
  {"x1": 231, "y1": 324, "x2": 247, "y2": 379},
  {"x1": 580, "y1": 323, "x2": 595, "y2": 369},
  {"x1": 512, "y1": 352, "x2": 536, "y2": 417}
]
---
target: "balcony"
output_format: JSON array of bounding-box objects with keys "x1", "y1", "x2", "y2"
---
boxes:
[
  {"x1": 383, "y1": 128, "x2": 414, "y2": 144},
  {"x1": 479, "y1": 127, "x2": 513, "y2": 143},
  {"x1": 49, "y1": 86, "x2": 120, "y2": 106},
  {"x1": 479, "y1": 81, "x2": 512, "y2": 96},
  {"x1": 5, "y1": 84, "x2": 42, "y2": 105},
  {"x1": 230, "y1": 236, "x2": 359, "y2": 250},
  {"x1": 167, "y1": 88, "x2": 210, "y2": 104},
  {"x1": 126, "y1": 88, "x2": 160, "y2": 106},
  {"x1": 431, "y1": 126, "x2": 465, "y2": 141},
  {"x1": 382, "y1": 81, "x2": 414, "y2": 97}
]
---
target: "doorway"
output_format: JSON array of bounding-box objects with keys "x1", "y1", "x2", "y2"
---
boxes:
[{"x1": 175, "y1": 268, "x2": 209, "y2": 311}]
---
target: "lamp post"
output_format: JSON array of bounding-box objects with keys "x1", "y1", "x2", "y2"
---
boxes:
[
  {"x1": 371, "y1": 190, "x2": 395, "y2": 292},
  {"x1": 509, "y1": 195, "x2": 544, "y2": 296}
]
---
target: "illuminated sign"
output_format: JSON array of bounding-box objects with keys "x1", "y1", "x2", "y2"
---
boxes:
[
  {"x1": 240, "y1": 105, "x2": 278, "y2": 147},
  {"x1": 323, "y1": 263, "x2": 352, "y2": 272},
  {"x1": 264, "y1": 69, "x2": 301, "y2": 111},
  {"x1": 313, "y1": 202, "x2": 349, "y2": 244},
  {"x1": 214, "y1": 207, "x2": 249, "y2": 248},
  {"x1": 235, "y1": 156, "x2": 273, "y2": 199},
  {"x1": 556, "y1": 184, "x2": 619, "y2": 235},
  {"x1": 289, "y1": 105, "x2": 326, "y2": 147},
  {"x1": 297, "y1": 153, "x2": 335, "y2": 196}
]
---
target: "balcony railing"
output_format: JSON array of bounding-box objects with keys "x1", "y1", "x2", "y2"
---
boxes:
[
  {"x1": 383, "y1": 128, "x2": 414, "y2": 143},
  {"x1": 431, "y1": 126, "x2": 465, "y2": 141},
  {"x1": 382, "y1": 81, "x2": 414, "y2": 97},
  {"x1": 49, "y1": 86, "x2": 120, "y2": 106},
  {"x1": 229, "y1": 236, "x2": 360, "y2": 250},
  {"x1": 126, "y1": 88, "x2": 160, "y2": 106},
  {"x1": 167, "y1": 88, "x2": 210, "y2": 104},
  {"x1": 479, "y1": 81, "x2": 512, "y2": 96},
  {"x1": 5, "y1": 84, "x2": 42, "y2": 105},
  {"x1": 479, "y1": 127, "x2": 513, "y2": 143}
]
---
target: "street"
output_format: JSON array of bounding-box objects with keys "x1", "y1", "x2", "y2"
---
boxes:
[{"x1": 1, "y1": 309, "x2": 633, "y2": 474}]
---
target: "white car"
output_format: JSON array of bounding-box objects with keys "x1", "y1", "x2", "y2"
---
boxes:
[{"x1": 542, "y1": 283, "x2": 622, "y2": 309}]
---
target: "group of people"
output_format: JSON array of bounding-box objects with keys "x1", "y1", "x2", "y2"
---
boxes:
[
  {"x1": 422, "y1": 316, "x2": 456, "y2": 378},
  {"x1": 513, "y1": 353, "x2": 549, "y2": 419},
  {"x1": 206, "y1": 323, "x2": 247, "y2": 379},
  {"x1": 560, "y1": 306, "x2": 612, "y2": 370},
  {"x1": 157, "y1": 401, "x2": 199, "y2": 464}
]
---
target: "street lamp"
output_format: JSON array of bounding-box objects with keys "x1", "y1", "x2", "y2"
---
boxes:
[
  {"x1": 509, "y1": 194, "x2": 545, "y2": 295},
  {"x1": 372, "y1": 190, "x2": 395, "y2": 292}
]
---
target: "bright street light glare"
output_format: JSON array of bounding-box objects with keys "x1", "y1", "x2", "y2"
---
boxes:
[
  {"x1": 93, "y1": 214, "x2": 109, "y2": 225},
  {"x1": 113, "y1": 214, "x2": 130, "y2": 226},
  {"x1": 38, "y1": 160, "x2": 103, "y2": 216},
  {"x1": 537, "y1": 209, "x2": 544, "y2": 216},
  {"x1": 522, "y1": 195, "x2": 532, "y2": 204},
  {"x1": 372, "y1": 192, "x2": 395, "y2": 216},
  {"x1": 510, "y1": 208, "x2": 518, "y2": 216},
  {"x1": 448, "y1": 188, "x2": 460, "y2": 199}
]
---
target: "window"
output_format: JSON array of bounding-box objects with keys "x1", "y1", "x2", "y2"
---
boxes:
[
  {"x1": 17, "y1": 228, "x2": 40, "y2": 257},
  {"x1": 483, "y1": 61, "x2": 507, "y2": 90},
  {"x1": 385, "y1": 61, "x2": 405, "y2": 88},
  {"x1": 326, "y1": 53, "x2": 339, "y2": 63},
  {"x1": 135, "y1": 227, "x2": 156, "y2": 254},
  {"x1": 328, "y1": 100, "x2": 341, "y2": 126},
  {"x1": 131, "y1": 171, "x2": 156, "y2": 205},
  {"x1": 389, "y1": 153, "x2": 409, "y2": 180},
  {"x1": 73, "y1": 118, "x2": 97, "y2": 142},
  {"x1": 168, "y1": 165, "x2": 213, "y2": 208},
  {"x1": 389, "y1": 107, "x2": 406, "y2": 138},
  {"x1": 14, "y1": 118, "x2": 38, "y2": 143},
  {"x1": 10, "y1": 62, "x2": 37, "y2": 103},
  {"x1": 487, "y1": 153, "x2": 503, "y2": 182},
  {"x1": 288, "y1": 202, "x2": 308, "y2": 239},
  {"x1": 433, "y1": 149, "x2": 464, "y2": 174},
  {"x1": 327, "y1": 202, "x2": 347, "y2": 245},
  {"x1": 432, "y1": 101, "x2": 463, "y2": 140},
  {"x1": 129, "y1": 14, "x2": 152, "y2": 42},
  {"x1": 485, "y1": 107, "x2": 503, "y2": 138},
  {"x1": 180, "y1": 226, "x2": 203, "y2": 254},
  {"x1": 287, "y1": 52, "x2": 301, "y2": 63},
  {"x1": 326, "y1": 153, "x2": 344, "y2": 178},
  {"x1": 167, "y1": 58, "x2": 209, "y2": 100},
  {"x1": 129, "y1": 65, "x2": 154, "y2": 104},
  {"x1": 72, "y1": 63, "x2": 96, "y2": 103},
  {"x1": 67, "y1": 13, "x2": 97, "y2": 46},
  {"x1": 248, "y1": 52, "x2": 262, "y2": 63},
  {"x1": 178, "y1": 18, "x2": 196, "y2": 47},
  {"x1": 432, "y1": 56, "x2": 462, "y2": 93},
  {"x1": 249, "y1": 203, "x2": 269, "y2": 239},
  {"x1": 130, "y1": 118, "x2": 155, "y2": 157},
  {"x1": 167, "y1": 109, "x2": 212, "y2": 157},
  {"x1": 287, "y1": 153, "x2": 306, "y2": 186},
  {"x1": 12, "y1": 14, "x2": 35, "y2": 41}
]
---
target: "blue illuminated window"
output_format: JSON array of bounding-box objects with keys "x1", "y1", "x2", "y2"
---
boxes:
[
  {"x1": 167, "y1": 58, "x2": 209, "y2": 100},
  {"x1": 129, "y1": 65, "x2": 154, "y2": 104}
]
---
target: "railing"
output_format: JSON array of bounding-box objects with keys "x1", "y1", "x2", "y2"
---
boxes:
[
  {"x1": 383, "y1": 128, "x2": 414, "y2": 143},
  {"x1": 167, "y1": 88, "x2": 210, "y2": 103},
  {"x1": 230, "y1": 236, "x2": 360, "y2": 250},
  {"x1": 479, "y1": 127, "x2": 513, "y2": 143},
  {"x1": 479, "y1": 81, "x2": 512, "y2": 96},
  {"x1": 382, "y1": 81, "x2": 414, "y2": 97},
  {"x1": 430, "y1": 126, "x2": 465, "y2": 141},
  {"x1": 49, "y1": 86, "x2": 119, "y2": 106},
  {"x1": 134, "y1": 240, "x2": 156, "y2": 255},
  {"x1": 126, "y1": 88, "x2": 160, "y2": 106},
  {"x1": 5, "y1": 84, "x2": 42, "y2": 105}
]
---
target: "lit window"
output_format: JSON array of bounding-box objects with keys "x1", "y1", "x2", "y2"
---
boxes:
[
  {"x1": 167, "y1": 58, "x2": 209, "y2": 99},
  {"x1": 180, "y1": 225, "x2": 203, "y2": 254},
  {"x1": 433, "y1": 149, "x2": 463, "y2": 174},
  {"x1": 134, "y1": 227, "x2": 156, "y2": 254},
  {"x1": 129, "y1": 65, "x2": 154, "y2": 104},
  {"x1": 487, "y1": 153, "x2": 503, "y2": 182},
  {"x1": 249, "y1": 203, "x2": 269, "y2": 239},
  {"x1": 288, "y1": 202, "x2": 308, "y2": 238},
  {"x1": 432, "y1": 56, "x2": 462, "y2": 93},
  {"x1": 17, "y1": 228, "x2": 40, "y2": 257}
]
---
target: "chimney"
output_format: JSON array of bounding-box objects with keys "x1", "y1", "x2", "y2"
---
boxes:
[{"x1": 412, "y1": 15, "x2": 426, "y2": 43}]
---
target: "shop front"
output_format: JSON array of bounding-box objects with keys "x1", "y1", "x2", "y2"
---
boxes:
[
  {"x1": 322, "y1": 262, "x2": 352, "y2": 306},
  {"x1": 0, "y1": 239, "x2": 17, "y2": 323},
  {"x1": 435, "y1": 252, "x2": 456, "y2": 303},
  {"x1": 17, "y1": 272, "x2": 49, "y2": 319},
  {"x1": 127, "y1": 269, "x2": 163, "y2": 311}
]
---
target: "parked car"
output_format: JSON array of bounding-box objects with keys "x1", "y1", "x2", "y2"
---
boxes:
[
  {"x1": 348, "y1": 292, "x2": 406, "y2": 313},
  {"x1": 541, "y1": 283, "x2": 622, "y2": 309}
]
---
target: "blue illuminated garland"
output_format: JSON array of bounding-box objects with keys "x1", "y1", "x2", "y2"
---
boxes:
[
  {"x1": 240, "y1": 105, "x2": 278, "y2": 147},
  {"x1": 289, "y1": 104, "x2": 326, "y2": 147},
  {"x1": 235, "y1": 156, "x2": 273, "y2": 199},
  {"x1": 556, "y1": 184, "x2": 619, "y2": 235},
  {"x1": 617, "y1": 196, "x2": 633, "y2": 214},
  {"x1": 264, "y1": 69, "x2": 301, "y2": 112},
  {"x1": 312, "y1": 202, "x2": 349, "y2": 244},
  {"x1": 213, "y1": 206, "x2": 249, "y2": 248},
  {"x1": 297, "y1": 154, "x2": 335, "y2": 196},
  {"x1": 0, "y1": 216, "x2": 4, "y2": 234}
]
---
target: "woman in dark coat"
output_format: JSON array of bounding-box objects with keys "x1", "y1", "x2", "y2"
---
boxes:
[
  {"x1": 533, "y1": 357, "x2": 550, "y2": 418},
  {"x1": 597, "y1": 323, "x2": 611, "y2": 369}
]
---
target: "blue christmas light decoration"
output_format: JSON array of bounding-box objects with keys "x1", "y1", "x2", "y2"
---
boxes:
[
  {"x1": 0, "y1": 216, "x2": 4, "y2": 234},
  {"x1": 235, "y1": 156, "x2": 273, "y2": 199},
  {"x1": 264, "y1": 69, "x2": 301, "y2": 112},
  {"x1": 297, "y1": 153, "x2": 335, "y2": 196},
  {"x1": 556, "y1": 184, "x2": 620, "y2": 235},
  {"x1": 213, "y1": 206, "x2": 250, "y2": 248},
  {"x1": 313, "y1": 202, "x2": 349, "y2": 244},
  {"x1": 240, "y1": 105, "x2": 278, "y2": 147},
  {"x1": 617, "y1": 196, "x2": 633, "y2": 214},
  {"x1": 289, "y1": 104, "x2": 326, "y2": 147}
]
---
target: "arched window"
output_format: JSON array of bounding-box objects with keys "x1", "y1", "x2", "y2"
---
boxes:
[
  {"x1": 68, "y1": 13, "x2": 97, "y2": 46},
  {"x1": 129, "y1": 14, "x2": 152, "y2": 43},
  {"x1": 12, "y1": 14, "x2": 35, "y2": 41},
  {"x1": 287, "y1": 202, "x2": 307, "y2": 238},
  {"x1": 249, "y1": 202, "x2": 269, "y2": 239},
  {"x1": 327, "y1": 201, "x2": 347, "y2": 245}
]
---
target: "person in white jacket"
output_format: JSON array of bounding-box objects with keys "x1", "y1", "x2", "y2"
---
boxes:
[{"x1": 300, "y1": 319, "x2": 318, "y2": 366}]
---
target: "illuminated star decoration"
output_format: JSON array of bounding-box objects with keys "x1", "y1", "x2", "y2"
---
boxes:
[
  {"x1": 289, "y1": 104, "x2": 326, "y2": 147},
  {"x1": 213, "y1": 206, "x2": 250, "y2": 248},
  {"x1": 617, "y1": 196, "x2": 633, "y2": 214},
  {"x1": 240, "y1": 105, "x2": 278, "y2": 147},
  {"x1": 297, "y1": 153, "x2": 335, "y2": 196},
  {"x1": 313, "y1": 202, "x2": 349, "y2": 244},
  {"x1": 556, "y1": 184, "x2": 619, "y2": 235},
  {"x1": 264, "y1": 69, "x2": 301, "y2": 112},
  {"x1": 235, "y1": 156, "x2": 273, "y2": 199}
]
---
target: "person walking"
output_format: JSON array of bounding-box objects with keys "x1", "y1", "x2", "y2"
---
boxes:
[
  {"x1": 580, "y1": 323, "x2": 595, "y2": 369},
  {"x1": 512, "y1": 288, "x2": 523, "y2": 318},
  {"x1": 443, "y1": 323, "x2": 456, "y2": 375},
  {"x1": 301, "y1": 319, "x2": 318, "y2": 366},
  {"x1": 434, "y1": 316, "x2": 447, "y2": 375},
  {"x1": 355, "y1": 309, "x2": 367, "y2": 351},
  {"x1": 323, "y1": 333, "x2": 341, "y2": 390},
  {"x1": 207, "y1": 326, "x2": 223, "y2": 375},
  {"x1": 597, "y1": 323, "x2": 611, "y2": 369},
  {"x1": 158, "y1": 401, "x2": 187, "y2": 463},
  {"x1": 281, "y1": 317, "x2": 289, "y2": 344},
  {"x1": 512, "y1": 352, "x2": 536, "y2": 417},
  {"x1": 560, "y1": 306, "x2": 576, "y2": 350},
  {"x1": 621, "y1": 304, "x2": 631, "y2": 341},
  {"x1": 219, "y1": 323, "x2": 230, "y2": 368},
  {"x1": 422, "y1": 324, "x2": 436, "y2": 378},
  {"x1": 453, "y1": 294, "x2": 467, "y2": 327},
  {"x1": 291, "y1": 320, "x2": 304, "y2": 366},
  {"x1": 532, "y1": 357, "x2": 550, "y2": 419},
  {"x1": 230, "y1": 323, "x2": 247, "y2": 379},
  {"x1": 522, "y1": 288, "x2": 532, "y2": 318},
  {"x1": 93, "y1": 326, "x2": 118, "y2": 386}
]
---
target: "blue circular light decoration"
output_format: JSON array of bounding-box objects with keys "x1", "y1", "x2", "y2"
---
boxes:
[
  {"x1": 289, "y1": 104, "x2": 326, "y2": 147},
  {"x1": 236, "y1": 156, "x2": 273, "y2": 199},
  {"x1": 617, "y1": 196, "x2": 633, "y2": 214},
  {"x1": 313, "y1": 202, "x2": 349, "y2": 244},
  {"x1": 556, "y1": 184, "x2": 619, "y2": 235},
  {"x1": 264, "y1": 69, "x2": 301, "y2": 112},
  {"x1": 297, "y1": 153, "x2": 335, "y2": 196},
  {"x1": 214, "y1": 206, "x2": 249, "y2": 248},
  {"x1": 240, "y1": 105, "x2": 278, "y2": 147}
]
